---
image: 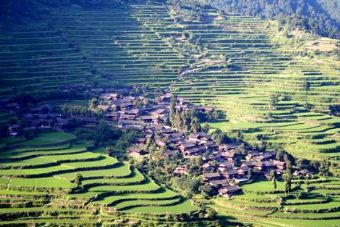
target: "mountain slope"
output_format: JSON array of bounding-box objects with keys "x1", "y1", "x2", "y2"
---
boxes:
[{"x1": 204, "y1": 0, "x2": 340, "y2": 39}]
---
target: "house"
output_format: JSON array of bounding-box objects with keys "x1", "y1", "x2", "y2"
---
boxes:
[
  {"x1": 221, "y1": 151, "x2": 238, "y2": 161},
  {"x1": 72, "y1": 117, "x2": 98, "y2": 124},
  {"x1": 128, "y1": 146, "x2": 147, "y2": 157},
  {"x1": 168, "y1": 136, "x2": 181, "y2": 144},
  {"x1": 8, "y1": 125, "x2": 20, "y2": 136},
  {"x1": 179, "y1": 142, "x2": 196, "y2": 152},
  {"x1": 159, "y1": 93, "x2": 173, "y2": 102},
  {"x1": 242, "y1": 161, "x2": 255, "y2": 168},
  {"x1": 120, "y1": 102, "x2": 134, "y2": 110},
  {"x1": 202, "y1": 163, "x2": 215, "y2": 172},
  {"x1": 188, "y1": 132, "x2": 210, "y2": 143},
  {"x1": 214, "y1": 156, "x2": 226, "y2": 163},
  {"x1": 30, "y1": 104, "x2": 52, "y2": 113},
  {"x1": 237, "y1": 166, "x2": 249, "y2": 176},
  {"x1": 164, "y1": 150, "x2": 176, "y2": 157},
  {"x1": 151, "y1": 109, "x2": 167, "y2": 118},
  {"x1": 256, "y1": 151, "x2": 276, "y2": 162},
  {"x1": 234, "y1": 178, "x2": 249, "y2": 184},
  {"x1": 55, "y1": 118, "x2": 70, "y2": 129},
  {"x1": 126, "y1": 109, "x2": 140, "y2": 116},
  {"x1": 218, "y1": 161, "x2": 234, "y2": 169},
  {"x1": 174, "y1": 165, "x2": 188, "y2": 176},
  {"x1": 120, "y1": 114, "x2": 136, "y2": 120},
  {"x1": 160, "y1": 127, "x2": 174, "y2": 135},
  {"x1": 118, "y1": 120, "x2": 144, "y2": 129},
  {"x1": 101, "y1": 93, "x2": 118, "y2": 100},
  {"x1": 293, "y1": 169, "x2": 311, "y2": 178},
  {"x1": 183, "y1": 146, "x2": 206, "y2": 157},
  {"x1": 140, "y1": 116, "x2": 153, "y2": 123},
  {"x1": 274, "y1": 160, "x2": 285, "y2": 170},
  {"x1": 223, "y1": 169, "x2": 238, "y2": 179},
  {"x1": 136, "y1": 138, "x2": 146, "y2": 144},
  {"x1": 209, "y1": 179, "x2": 228, "y2": 188},
  {"x1": 204, "y1": 141, "x2": 218, "y2": 150},
  {"x1": 246, "y1": 151, "x2": 260, "y2": 161},
  {"x1": 219, "y1": 144, "x2": 238, "y2": 152},
  {"x1": 104, "y1": 112, "x2": 120, "y2": 121},
  {"x1": 203, "y1": 172, "x2": 222, "y2": 182},
  {"x1": 218, "y1": 185, "x2": 242, "y2": 197},
  {"x1": 156, "y1": 140, "x2": 166, "y2": 148},
  {"x1": 203, "y1": 153, "x2": 217, "y2": 161},
  {"x1": 254, "y1": 162, "x2": 265, "y2": 171}
]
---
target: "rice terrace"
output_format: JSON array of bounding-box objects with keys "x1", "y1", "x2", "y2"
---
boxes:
[{"x1": 1, "y1": 0, "x2": 340, "y2": 226}]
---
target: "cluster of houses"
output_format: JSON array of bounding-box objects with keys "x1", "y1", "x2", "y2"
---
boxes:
[
  {"x1": 1, "y1": 85, "x2": 289, "y2": 198},
  {"x1": 99, "y1": 89, "x2": 213, "y2": 130},
  {"x1": 94, "y1": 89, "x2": 287, "y2": 197},
  {"x1": 129, "y1": 127, "x2": 286, "y2": 197},
  {"x1": 1, "y1": 102, "x2": 72, "y2": 136}
]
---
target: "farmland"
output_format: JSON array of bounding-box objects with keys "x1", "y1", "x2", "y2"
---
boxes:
[
  {"x1": 211, "y1": 178, "x2": 340, "y2": 227},
  {"x1": 2, "y1": 0, "x2": 340, "y2": 162},
  {"x1": 1, "y1": 0, "x2": 340, "y2": 226},
  {"x1": 0, "y1": 131, "x2": 199, "y2": 226}
]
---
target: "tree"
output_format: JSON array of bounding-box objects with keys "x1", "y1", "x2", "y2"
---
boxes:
[
  {"x1": 201, "y1": 184, "x2": 216, "y2": 198},
  {"x1": 22, "y1": 128, "x2": 35, "y2": 139},
  {"x1": 284, "y1": 153, "x2": 293, "y2": 194},
  {"x1": 88, "y1": 98, "x2": 99, "y2": 110},
  {"x1": 174, "y1": 109, "x2": 182, "y2": 129},
  {"x1": 169, "y1": 98, "x2": 177, "y2": 127},
  {"x1": 247, "y1": 168, "x2": 253, "y2": 180},
  {"x1": 284, "y1": 173, "x2": 292, "y2": 194},
  {"x1": 238, "y1": 143, "x2": 246, "y2": 155},
  {"x1": 319, "y1": 159, "x2": 330, "y2": 176},
  {"x1": 181, "y1": 111, "x2": 189, "y2": 131},
  {"x1": 191, "y1": 117, "x2": 201, "y2": 133},
  {"x1": 271, "y1": 170, "x2": 277, "y2": 190},
  {"x1": 105, "y1": 147, "x2": 112, "y2": 156},
  {"x1": 236, "y1": 130, "x2": 243, "y2": 142},
  {"x1": 270, "y1": 94, "x2": 279, "y2": 110},
  {"x1": 74, "y1": 173, "x2": 83, "y2": 189},
  {"x1": 303, "y1": 80, "x2": 311, "y2": 110},
  {"x1": 202, "y1": 123, "x2": 210, "y2": 133}
]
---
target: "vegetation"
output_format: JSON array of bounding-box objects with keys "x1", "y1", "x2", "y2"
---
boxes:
[
  {"x1": 211, "y1": 177, "x2": 340, "y2": 227},
  {"x1": 203, "y1": 0, "x2": 340, "y2": 39},
  {"x1": 1, "y1": 0, "x2": 340, "y2": 226},
  {"x1": 0, "y1": 131, "x2": 201, "y2": 226}
]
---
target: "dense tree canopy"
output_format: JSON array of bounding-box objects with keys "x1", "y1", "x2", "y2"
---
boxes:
[{"x1": 203, "y1": 0, "x2": 340, "y2": 39}]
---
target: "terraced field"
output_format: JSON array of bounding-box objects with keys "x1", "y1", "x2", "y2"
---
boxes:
[
  {"x1": 0, "y1": 131, "x2": 198, "y2": 226},
  {"x1": 211, "y1": 178, "x2": 340, "y2": 227},
  {"x1": 125, "y1": 2, "x2": 340, "y2": 163},
  {"x1": 2, "y1": 1, "x2": 340, "y2": 225},
  {"x1": 2, "y1": 1, "x2": 340, "y2": 162}
]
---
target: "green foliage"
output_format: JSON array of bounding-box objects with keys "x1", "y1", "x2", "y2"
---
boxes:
[
  {"x1": 200, "y1": 184, "x2": 216, "y2": 198},
  {"x1": 204, "y1": 0, "x2": 340, "y2": 39},
  {"x1": 211, "y1": 129, "x2": 232, "y2": 145},
  {"x1": 74, "y1": 173, "x2": 83, "y2": 188},
  {"x1": 172, "y1": 176, "x2": 201, "y2": 198},
  {"x1": 75, "y1": 121, "x2": 140, "y2": 153}
]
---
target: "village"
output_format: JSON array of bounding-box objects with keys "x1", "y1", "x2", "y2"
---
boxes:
[
  {"x1": 93, "y1": 87, "x2": 288, "y2": 197},
  {"x1": 1, "y1": 85, "x2": 290, "y2": 197}
]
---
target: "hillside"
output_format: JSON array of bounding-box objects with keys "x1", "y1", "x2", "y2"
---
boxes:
[
  {"x1": 0, "y1": 131, "x2": 200, "y2": 226},
  {"x1": 1, "y1": 0, "x2": 340, "y2": 227},
  {"x1": 204, "y1": 0, "x2": 340, "y2": 39}
]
